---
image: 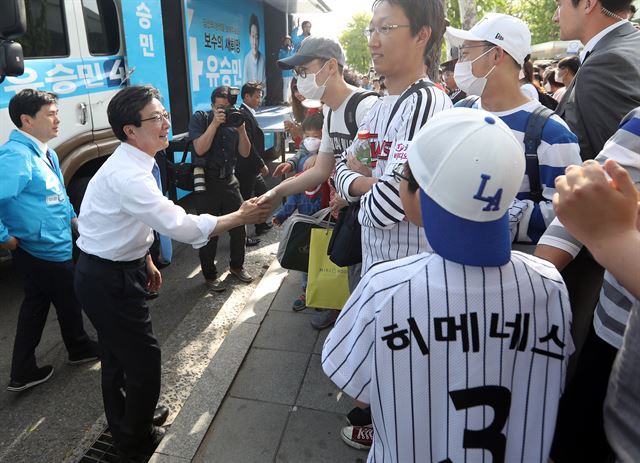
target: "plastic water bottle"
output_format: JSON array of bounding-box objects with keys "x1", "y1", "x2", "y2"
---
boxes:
[{"x1": 353, "y1": 130, "x2": 372, "y2": 167}]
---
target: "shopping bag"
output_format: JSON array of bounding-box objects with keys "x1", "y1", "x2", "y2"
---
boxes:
[
  {"x1": 276, "y1": 208, "x2": 332, "y2": 272},
  {"x1": 306, "y1": 228, "x2": 350, "y2": 310}
]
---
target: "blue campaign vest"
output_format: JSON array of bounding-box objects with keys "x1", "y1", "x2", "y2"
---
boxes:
[{"x1": 0, "y1": 130, "x2": 75, "y2": 261}]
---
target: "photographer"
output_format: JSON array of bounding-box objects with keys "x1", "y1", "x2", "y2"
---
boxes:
[{"x1": 188, "y1": 86, "x2": 253, "y2": 291}]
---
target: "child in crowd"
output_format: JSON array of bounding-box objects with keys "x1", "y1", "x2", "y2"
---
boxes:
[
  {"x1": 323, "y1": 109, "x2": 573, "y2": 462},
  {"x1": 272, "y1": 165, "x2": 329, "y2": 312},
  {"x1": 275, "y1": 112, "x2": 323, "y2": 176}
]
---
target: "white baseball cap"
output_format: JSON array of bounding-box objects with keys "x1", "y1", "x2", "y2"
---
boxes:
[
  {"x1": 446, "y1": 13, "x2": 532, "y2": 65},
  {"x1": 407, "y1": 108, "x2": 525, "y2": 267}
]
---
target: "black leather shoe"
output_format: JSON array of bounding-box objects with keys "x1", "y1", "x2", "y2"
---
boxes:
[
  {"x1": 246, "y1": 237, "x2": 261, "y2": 247},
  {"x1": 153, "y1": 405, "x2": 169, "y2": 426},
  {"x1": 117, "y1": 426, "x2": 166, "y2": 462}
]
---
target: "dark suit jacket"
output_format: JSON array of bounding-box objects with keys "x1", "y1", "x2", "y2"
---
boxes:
[
  {"x1": 556, "y1": 22, "x2": 640, "y2": 161},
  {"x1": 235, "y1": 103, "x2": 266, "y2": 176}
]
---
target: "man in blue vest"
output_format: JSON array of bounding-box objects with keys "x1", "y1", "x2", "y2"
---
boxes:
[{"x1": 0, "y1": 89, "x2": 98, "y2": 392}]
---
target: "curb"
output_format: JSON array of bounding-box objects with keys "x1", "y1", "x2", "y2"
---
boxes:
[{"x1": 149, "y1": 261, "x2": 288, "y2": 462}]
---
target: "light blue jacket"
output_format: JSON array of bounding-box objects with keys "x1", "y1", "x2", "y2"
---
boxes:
[
  {"x1": 278, "y1": 47, "x2": 295, "y2": 78},
  {"x1": 0, "y1": 130, "x2": 76, "y2": 261}
]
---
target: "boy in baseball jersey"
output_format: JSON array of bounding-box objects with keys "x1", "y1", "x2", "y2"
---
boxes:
[{"x1": 322, "y1": 108, "x2": 573, "y2": 463}]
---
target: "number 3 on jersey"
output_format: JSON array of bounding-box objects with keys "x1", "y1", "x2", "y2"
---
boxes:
[{"x1": 439, "y1": 386, "x2": 512, "y2": 463}]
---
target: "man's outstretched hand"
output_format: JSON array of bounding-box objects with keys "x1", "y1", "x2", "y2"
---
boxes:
[{"x1": 239, "y1": 197, "x2": 272, "y2": 224}]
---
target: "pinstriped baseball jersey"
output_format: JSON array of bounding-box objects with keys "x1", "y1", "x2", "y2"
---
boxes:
[
  {"x1": 334, "y1": 80, "x2": 452, "y2": 275},
  {"x1": 322, "y1": 251, "x2": 573, "y2": 463}
]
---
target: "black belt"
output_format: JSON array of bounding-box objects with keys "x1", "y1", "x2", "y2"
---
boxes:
[
  {"x1": 205, "y1": 167, "x2": 233, "y2": 180},
  {"x1": 80, "y1": 251, "x2": 146, "y2": 269}
]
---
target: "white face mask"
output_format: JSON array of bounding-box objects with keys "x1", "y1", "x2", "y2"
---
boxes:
[
  {"x1": 518, "y1": 69, "x2": 525, "y2": 80},
  {"x1": 544, "y1": 82, "x2": 552, "y2": 93},
  {"x1": 302, "y1": 136, "x2": 321, "y2": 153},
  {"x1": 454, "y1": 47, "x2": 497, "y2": 97},
  {"x1": 297, "y1": 61, "x2": 330, "y2": 101}
]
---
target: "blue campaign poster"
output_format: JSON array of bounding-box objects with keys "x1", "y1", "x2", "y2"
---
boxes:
[
  {"x1": 121, "y1": 0, "x2": 171, "y2": 112},
  {"x1": 184, "y1": 0, "x2": 266, "y2": 112}
]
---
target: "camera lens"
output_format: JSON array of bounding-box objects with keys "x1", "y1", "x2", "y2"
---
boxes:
[{"x1": 193, "y1": 166, "x2": 206, "y2": 193}]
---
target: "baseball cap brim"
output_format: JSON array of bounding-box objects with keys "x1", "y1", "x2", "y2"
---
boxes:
[
  {"x1": 420, "y1": 189, "x2": 511, "y2": 267},
  {"x1": 445, "y1": 26, "x2": 485, "y2": 47},
  {"x1": 277, "y1": 54, "x2": 316, "y2": 70}
]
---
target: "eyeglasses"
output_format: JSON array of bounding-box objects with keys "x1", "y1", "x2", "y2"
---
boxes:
[
  {"x1": 140, "y1": 112, "x2": 171, "y2": 125},
  {"x1": 364, "y1": 24, "x2": 411, "y2": 38},
  {"x1": 293, "y1": 60, "x2": 328, "y2": 79},
  {"x1": 391, "y1": 163, "x2": 410, "y2": 183},
  {"x1": 457, "y1": 44, "x2": 494, "y2": 62}
]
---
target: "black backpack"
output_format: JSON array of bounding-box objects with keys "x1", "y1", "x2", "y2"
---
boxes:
[
  {"x1": 455, "y1": 96, "x2": 554, "y2": 203},
  {"x1": 328, "y1": 82, "x2": 434, "y2": 267},
  {"x1": 326, "y1": 91, "x2": 379, "y2": 154}
]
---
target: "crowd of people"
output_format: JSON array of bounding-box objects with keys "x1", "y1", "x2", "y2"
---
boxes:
[{"x1": 0, "y1": 0, "x2": 639, "y2": 462}]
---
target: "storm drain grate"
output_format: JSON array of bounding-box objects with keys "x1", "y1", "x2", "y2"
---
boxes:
[
  {"x1": 79, "y1": 426, "x2": 163, "y2": 463},
  {"x1": 79, "y1": 428, "x2": 121, "y2": 463}
]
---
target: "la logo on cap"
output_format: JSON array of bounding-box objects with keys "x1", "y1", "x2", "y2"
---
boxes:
[{"x1": 495, "y1": 32, "x2": 504, "y2": 40}]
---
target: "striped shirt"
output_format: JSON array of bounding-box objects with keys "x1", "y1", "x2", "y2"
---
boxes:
[
  {"x1": 470, "y1": 99, "x2": 581, "y2": 244},
  {"x1": 538, "y1": 107, "x2": 640, "y2": 349},
  {"x1": 334, "y1": 79, "x2": 452, "y2": 275},
  {"x1": 322, "y1": 251, "x2": 573, "y2": 463}
]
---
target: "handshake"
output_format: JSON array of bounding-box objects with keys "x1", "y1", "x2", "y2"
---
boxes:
[{"x1": 237, "y1": 191, "x2": 279, "y2": 224}]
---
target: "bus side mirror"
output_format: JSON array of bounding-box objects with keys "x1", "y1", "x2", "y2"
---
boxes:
[
  {"x1": 0, "y1": 0, "x2": 27, "y2": 40},
  {"x1": 0, "y1": 40, "x2": 24, "y2": 82}
]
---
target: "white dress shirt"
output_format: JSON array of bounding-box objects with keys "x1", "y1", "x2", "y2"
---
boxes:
[
  {"x1": 580, "y1": 20, "x2": 628, "y2": 62},
  {"x1": 77, "y1": 142, "x2": 217, "y2": 261}
]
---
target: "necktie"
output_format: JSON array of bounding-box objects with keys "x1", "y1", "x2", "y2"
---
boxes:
[
  {"x1": 151, "y1": 161, "x2": 173, "y2": 263},
  {"x1": 45, "y1": 150, "x2": 58, "y2": 173}
]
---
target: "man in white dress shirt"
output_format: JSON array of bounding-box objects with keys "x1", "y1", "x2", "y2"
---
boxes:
[{"x1": 74, "y1": 85, "x2": 269, "y2": 461}]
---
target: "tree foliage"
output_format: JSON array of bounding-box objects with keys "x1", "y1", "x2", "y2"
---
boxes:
[
  {"x1": 444, "y1": 0, "x2": 560, "y2": 45},
  {"x1": 339, "y1": 12, "x2": 373, "y2": 74}
]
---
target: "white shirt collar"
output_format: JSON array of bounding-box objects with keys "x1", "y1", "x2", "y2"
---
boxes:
[
  {"x1": 580, "y1": 20, "x2": 627, "y2": 63},
  {"x1": 18, "y1": 129, "x2": 48, "y2": 156},
  {"x1": 120, "y1": 142, "x2": 156, "y2": 169},
  {"x1": 241, "y1": 103, "x2": 256, "y2": 115}
]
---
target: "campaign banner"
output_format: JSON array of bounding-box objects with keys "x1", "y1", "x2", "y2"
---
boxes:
[
  {"x1": 184, "y1": 0, "x2": 266, "y2": 112},
  {"x1": 0, "y1": 57, "x2": 125, "y2": 110},
  {"x1": 121, "y1": 0, "x2": 171, "y2": 111}
]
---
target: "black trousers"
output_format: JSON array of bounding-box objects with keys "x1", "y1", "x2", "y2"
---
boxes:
[
  {"x1": 236, "y1": 172, "x2": 267, "y2": 200},
  {"x1": 74, "y1": 252, "x2": 160, "y2": 453},
  {"x1": 195, "y1": 174, "x2": 245, "y2": 279},
  {"x1": 551, "y1": 325, "x2": 617, "y2": 463},
  {"x1": 10, "y1": 248, "x2": 91, "y2": 381}
]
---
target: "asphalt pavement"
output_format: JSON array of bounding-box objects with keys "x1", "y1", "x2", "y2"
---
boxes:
[{"x1": 0, "y1": 228, "x2": 281, "y2": 463}]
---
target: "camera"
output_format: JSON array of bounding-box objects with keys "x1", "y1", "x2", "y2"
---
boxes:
[
  {"x1": 223, "y1": 107, "x2": 246, "y2": 128},
  {"x1": 221, "y1": 86, "x2": 246, "y2": 128}
]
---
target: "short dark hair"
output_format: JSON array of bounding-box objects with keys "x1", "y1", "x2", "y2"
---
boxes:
[
  {"x1": 557, "y1": 55, "x2": 580, "y2": 76},
  {"x1": 302, "y1": 112, "x2": 324, "y2": 132},
  {"x1": 372, "y1": 0, "x2": 446, "y2": 65},
  {"x1": 301, "y1": 20, "x2": 311, "y2": 28},
  {"x1": 250, "y1": 14, "x2": 259, "y2": 33},
  {"x1": 570, "y1": 0, "x2": 632, "y2": 12},
  {"x1": 241, "y1": 82, "x2": 263, "y2": 99},
  {"x1": 405, "y1": 163, "x2": 420, "y2": 193},
  {"x1": 107, "y1": 85, "x2": 160, "y2": 142},
  {"x1": 211, "y1": 86, "x2": 230, "y2": 104},
  {"x1": 8, "y1": 89, "x2": 58, "y2": 128}
]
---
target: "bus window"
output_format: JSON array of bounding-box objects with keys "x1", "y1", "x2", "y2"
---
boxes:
[
  {"x1": 82, "y1": 0, "x2": 119, "y2": 55},
  {"x1": 17, "y1": 0, "x2": 69, "y2": 58}
]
